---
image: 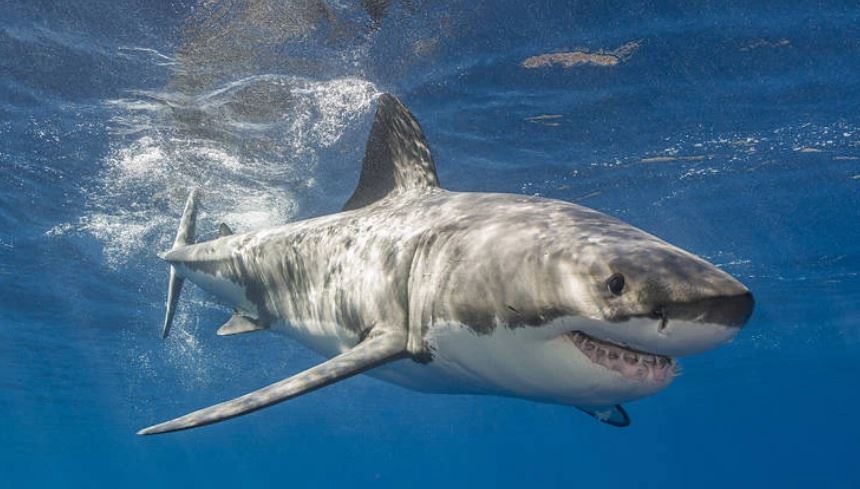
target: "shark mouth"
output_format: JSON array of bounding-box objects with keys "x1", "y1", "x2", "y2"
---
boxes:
[{"x1": 567, "y1": 331, "x2": 676, "y2": 383}]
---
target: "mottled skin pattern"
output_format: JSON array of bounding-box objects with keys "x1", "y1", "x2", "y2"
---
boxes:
[
  {"x1": 139, "y1": 94, "x2": 753, "y2": 435},
  {"x1": 165, "y1": 187, "x2": 750, "y2": 383},
  {"x1": 171, "y1": 188, "x2": 724, "y2": 346}
]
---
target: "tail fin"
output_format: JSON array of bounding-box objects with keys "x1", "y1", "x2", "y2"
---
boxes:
[{"x1": 161, "y1": 188, "x2": 201, "y2": 338}]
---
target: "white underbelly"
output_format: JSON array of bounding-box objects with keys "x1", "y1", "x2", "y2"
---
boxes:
[
  {"x1": 270, "y1": 318, "x2": 482, "y2": 394},
  {"x1": 271, "y1": 318, "x2": 360, "y2": 359},
  {"x1": 270, "y1": 318, "x2": 668, "y2": 406}
]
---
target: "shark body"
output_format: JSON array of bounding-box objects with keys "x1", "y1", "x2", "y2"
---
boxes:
[{"x1": 140, "y1": 94, "x2": 753, "y2": 435}]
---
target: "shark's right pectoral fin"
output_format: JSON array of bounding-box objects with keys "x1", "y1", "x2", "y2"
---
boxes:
[
  {"x1": 217, "y1": 314, "x2": 268, "y2": 336},
  {"x1": 138, "y1": 330, "x2": 407, "y2": 435},
  {"x1": 576, "y1": 404, "x2": 631, "y2": 427}
]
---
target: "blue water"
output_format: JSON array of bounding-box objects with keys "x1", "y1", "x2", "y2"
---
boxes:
[{"x1": 2, "y1": 1, "x2": 858, "y2": 486}]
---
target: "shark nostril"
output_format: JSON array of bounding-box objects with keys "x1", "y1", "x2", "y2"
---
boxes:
[{"x1": 650, "y1": 306, "x2": 669, "y2": 333}]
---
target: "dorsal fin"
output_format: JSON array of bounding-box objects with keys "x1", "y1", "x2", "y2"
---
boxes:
[{"x1": 343, "y1": 93, "x2": 440, "y2": 211}]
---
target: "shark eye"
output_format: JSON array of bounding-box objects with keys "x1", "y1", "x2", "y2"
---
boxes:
[{"x1": 606, "y1": 273, "x2": 625, "y2": 296}]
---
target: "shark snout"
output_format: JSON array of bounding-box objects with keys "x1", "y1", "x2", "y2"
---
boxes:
[
  {"x1": 661, "y1": 290, "x2": 754, "y2": 329},
  {"x1": 640, "y1": 288, "x2": 753, "y2": 357},
  {"x1": 590, "y1": 282, "x2": 754, "y2": 358}
]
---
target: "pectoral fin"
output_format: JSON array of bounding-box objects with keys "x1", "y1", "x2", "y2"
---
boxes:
[
  {"x1": 138, "y1": 331, "x2": 407, "y2": 435},
  {"x1": 217, "y1": 314, "x2": 268, "y2": 336},
  {"x1": 576, "y1": 404, "x2": 631, "y2": 427}
]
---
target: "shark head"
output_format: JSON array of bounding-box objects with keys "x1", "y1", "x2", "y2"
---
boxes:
[
  {"x1": 566, "y1": 228, "x2": 753, "y2": 358},
  {"x1": 421, "y1": 196, "x2": 753, "y2": 407},
  {"x1": 547, "y1": 215, "x2": 753, "y2": 403}
]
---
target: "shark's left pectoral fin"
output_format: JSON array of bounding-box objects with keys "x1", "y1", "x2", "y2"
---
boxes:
[
  {"x1": 217, "y1": 314, "x2": 268, "y2": 336},
  {"x1": 138, "y1": 331, "x2": 407, "y2": 435},
  {"x1": 576, "y1": 404, "x2": 631, "y2": 427}
]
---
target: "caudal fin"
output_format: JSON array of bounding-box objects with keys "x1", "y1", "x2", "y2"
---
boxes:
[{"x1": 161, "y1": 188, "x2": 201, "y2": 338}]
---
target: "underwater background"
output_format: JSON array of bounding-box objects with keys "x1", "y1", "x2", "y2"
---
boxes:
[{"x1": 1, "y1": 0, "x2": 858, "y2": 486}]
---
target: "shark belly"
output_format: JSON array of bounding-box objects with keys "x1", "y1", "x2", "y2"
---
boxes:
[
  {"x1": 270, "y1": 318, "x2": 361, "y2": 359},
  {"x1": 368, "y1": 317, "x2": 672, "y2": 406},
  {"x1": 176, "y1": 263, "x2": 260, "y2": 317}
]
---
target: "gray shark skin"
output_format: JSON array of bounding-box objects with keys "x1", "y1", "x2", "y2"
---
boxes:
[{"x1": 138, "y1": 94, "x2": 753, "y2": 435}]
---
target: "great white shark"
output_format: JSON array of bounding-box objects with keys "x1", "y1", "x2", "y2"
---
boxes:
[{"x1": 139, "y1": 93, "x2": 754, "y2": 435}]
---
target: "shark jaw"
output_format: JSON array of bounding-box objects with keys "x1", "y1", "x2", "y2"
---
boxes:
[{"x1": 565, "y1": 331, "x2": 677, "y2": 384}]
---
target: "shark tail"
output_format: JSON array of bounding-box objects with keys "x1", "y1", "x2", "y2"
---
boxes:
[{"x1": 161, "y1": 188, "x2": 201, "y2": 339}]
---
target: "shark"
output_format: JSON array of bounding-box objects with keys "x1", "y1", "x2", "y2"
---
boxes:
[{"x1": 138, "y1": 93, "x2": 753, "y2": 435}]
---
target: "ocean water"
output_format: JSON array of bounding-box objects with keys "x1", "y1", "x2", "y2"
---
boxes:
[{"x1": 1, "y1": 1, "x2": 858, "y2": 486}]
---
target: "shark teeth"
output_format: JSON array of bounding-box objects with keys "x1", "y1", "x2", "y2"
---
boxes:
[{"x1": 567, "y1": 331, "x2": 675, "y2": 383}]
